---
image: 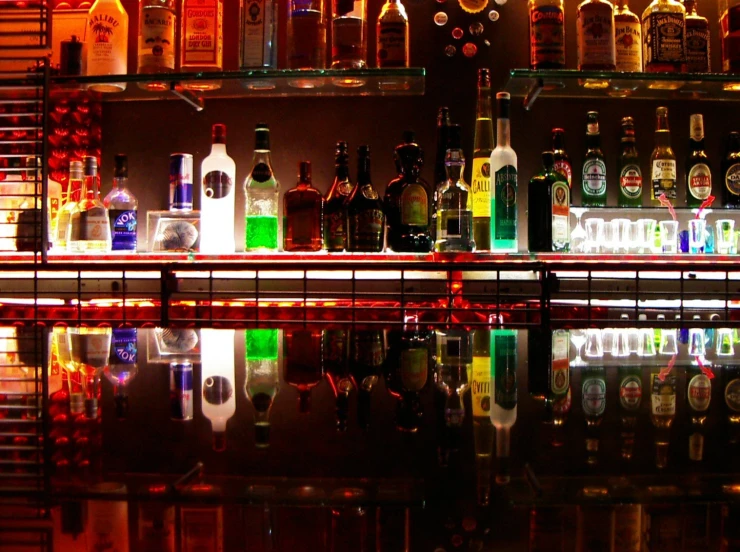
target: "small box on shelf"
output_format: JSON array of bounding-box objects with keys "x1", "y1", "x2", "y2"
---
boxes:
[{"x1": 147, "y1": 210, "x2": 200, "y2": 253}]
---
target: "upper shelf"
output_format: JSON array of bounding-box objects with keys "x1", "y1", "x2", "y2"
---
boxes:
[
  {"x1": 506, "y1": 69, "x2": 740, "y2": 110},
  {"x1": 50, "y1": 68, "x2": 426, "y2": 110}
]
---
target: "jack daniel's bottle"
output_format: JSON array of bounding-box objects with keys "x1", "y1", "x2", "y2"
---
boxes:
[{"x1": 642, "y1": 0, "x2": 687, "y2": 73}]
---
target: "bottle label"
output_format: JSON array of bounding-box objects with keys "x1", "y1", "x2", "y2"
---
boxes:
[
  {"x1": 726, "y1": 378, "x2": 740, "y2": 412},
  {"x1": 582, "y1": 158, "x2": 606, "y2": 196},
  {"x1": 725, "y1": 163, "x2": 740, "y2": 196},
  {"x1": 529, "y1": 6, "x2": 565, "y2": 67},
  {"x1": 494, "y1": 165, "x2": 517, "y2": 241},
  {"x1": 471, "y1": 356, "x2": 491, "y2": 418},
  {"x1": 686, "y1": 25, "x2": 710, "y2": 72},
  {"x1": 81, "y1": 212, "x2": 110, "y2": 242},
  {"x1": 351, "y1": 209, "x2": 384, "y2": 248},
  {"x1": 688, "y1": 163, "x2": 712, "y2": 200},
  {"x1": 251, "y1": 163, "x2": 272, "y2": 183},
  {"x1": 651, "y1": 159, "x2": 677, "y2": 200},
  {"x1": 651, "y1": 373, "x2": 677, "y2": 416},
  {"x1": 619, "y1": 374, "x2": 643, "y2": 411},
  {"x1": 109, "y1": 209, "x2": 137, "y2": 250},
  {"x1": 400, "y1": 349, "x2": 428, "y2": 391},
  {"x1": 112, "y1": 328, "x2": 137, "y2": 366},
  {"x1": 643, "y1": 12, "x2": 686, "y2": 65},
  {"x1": 615, "y1": 20, "x2": 643, "y2": 72},
  {"x1": 139, "y1": 7, "x2": 176, "y2": 71},
  {"x1": 688, "y1": 373, "x2": 712, "y2": 412},
  {"x1": 242, "y1": 0, "x2": 270, "y2": 67},
  {"x1": 443, "y1": 215, "x2": 461, "y2": 238},
  {"x1": 582, "y1": 377, "x2": 606, "y2": 416},
  {"x1": 576, "y1": 8, "x2": 616, "y2": 67},
  {"x1": 288, "y1": 209, "x2": 315, "y2": 245},
  {"x1": 553, "y1": 159, "x2": 572, "y2": 187},
  {"x1": 472, "y1": 157, "x2": 491, "y2": 218},
  {"x1": 493, "y1": 333, "x2": 517, "y2": 410},
  {"x1": 325, "y1": 211, "x2": 346, "y2": 250},
  {"x1": 203, "y1": 170, "x2": 233, "y2": 200},
  {"x1": 182, "y1": 0, "x2": 222, "y2": 66},
  {"x1": 551, "y1": 331, "x2": 569, "y2": 396},
  {"x1": 620, "y1": 164, "x2": 643, "y2": 199},
  {"x1": 361, "y1": 185, "x2": 379, "y2": 200},
  {"x1": 401, "y1": 183, "x2": 428, "y2": 226},
  {"x1": 88, "y1": 9, "x2": 127, "y2": 75},
  {"x1": 551, "y1": 180, "x2": 570, "y2": 248},
  {"x1": 377, "y1": 22, "x2": 407, "y2": 67}
]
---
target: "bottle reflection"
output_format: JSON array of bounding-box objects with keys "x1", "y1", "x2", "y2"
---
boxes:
[
  {"x1": 650, "y1": 362, "x2": 677, "y2": 469},
  {"x1": 245, "y1": 329, "x2": 280, "y2": 448},
  {"x1": 323, "y1": 328, "x2": 351, "y2": 431},
  {"x1": 284, "y1": 328, "x2": 323, "y2": 414},
  {"x1": 201, "y1": 329, "x2": 236, "y2": 452},
  {"x1": 180, "y1": 483, "x2": 224, "y2": 552},
  {"x1": 471, "y1": 329, "x2": 494, "y2": 506},
  {"x1": 491, "y1": 329, "x2": 517, "y2": 484},
  {"x1": 617, "y1": 362, "x2": 643, "y2": 461},
  {"x1": 351, "y1": 329, "x2": 385, "y2": 430},
  {"x1": 548, "y1": 330, "x2": 571, "y2": 448},
  {"x1": 686, "y1": 358, "x2": 713, "y2": 462},
  {"x1": 67, "y1": 327, "x2": 112, "y2": 423},
  {"x1": 103, "y1": 328, "x2": 138, "y2": 420},
  {"x1": 581, "y1": 362, "x2": 606, "y2": 466}
]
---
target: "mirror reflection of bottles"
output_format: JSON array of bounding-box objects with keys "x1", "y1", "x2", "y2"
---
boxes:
[
  {"x1": 490, "y1": 329, "x2": 517, "y2": 485},
  {"x1": 471, "y1": 329, "x2": 494, "y2": 506},
  {"x1": 180, "y1": 0, "x2": 224, "y2": 91},
  {"x1": 104, "y1": 328, "x2": 138, "y2": 419},
  {"x1": 245, "y1": 329, "x2": 280, "y2": 447},
  {"x1": 284, "y1": 328, "x2": 323, "y2": 414},
  {"x1": 200, "y1": 329, "x2": 235, "y2": 452},
  {"x1": 332, "y1": 0, "x2": 367, "y2": 69}
]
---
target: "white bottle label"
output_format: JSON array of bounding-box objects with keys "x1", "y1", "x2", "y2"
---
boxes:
[
  {"x1": 651, "y1": 373, "x2": 676, "y2": 416},
  {"x1": 688, "y1": 373, "x2": 712, "y2": 412},
  {"x1": 688, "y1": 163, "x2": 712, "y2": 200},
  {"x1": 651, "y1": 159, "x2": 677, "y2": 181},
  {"x1": 139, "y1": 7, "x2": 176, "y2": 70},
  {"x1": 577, "y1": 8, "x2": 616, "y2": 67},
  {"x1": 582, "y1": 158, "x2": 606, "y2": 195},
  {"x1": 615, "y1": 20, "x2": 642, "y2": 71}
]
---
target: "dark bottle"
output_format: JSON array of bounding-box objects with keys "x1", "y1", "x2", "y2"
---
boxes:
[
  {"x1": 472, "y1": 68, "x2": 494, "y2": 251},
  {"x1": 322, "y1": 329, "x2": 351, "y2": 431},
  {"x1": 686, "y1": 114, "x2": 712, "y2": 207},
  {"x1": 346, "y1": 145, "x2": 385, "y2": 252},
  {"x1": 686, "y1": 362, "x2": 712, "y2": 461},
  {"x1": 384, "y1": 131, "x2": 433, "y2": 252},
  {"x1": 528, "y1": 151, "x2": 570, "y2": 253},
  {"x1": 283, "y1": 161, "x2": 324, "y2": 252},
  {"x1": 551, "y1": 128, "x2": 572, "y2": 188},
  {"x1": 723, "y1": 363, "x2": 740, "y2": 445},
  {"x1": 581, "y1": 111, "x2": 607, "y2": 207},
  {"x1": 284, "y1": 329, "x2": 323, "y2": 414},
  {"x1": 722, "y1": 131, "x2": 740, "y2": 208},
  {"x1": 324, "y1": 141, "x2": 353, "y2": 251},
  {"x1": 548, "y1": 330, "x2": 572, "y2": 448},
  {"x1": 617, "y1": 117, "x2": 643, "y2": 208},
  {"x1": 432, "y1": 107, "x2": 452, "y2": 241},
  {"x1": 684, "y1": 0, "x2": 710, "y2": 73},
  {"x1": 581, "y1": 364, "x2": 606, "y2": 466},
  {"x1": 617, "y1": 364, "x2": 643, "y2": 460},
  {"x1": 350, "y1": 329, "x2": 385, "y2": 430}
]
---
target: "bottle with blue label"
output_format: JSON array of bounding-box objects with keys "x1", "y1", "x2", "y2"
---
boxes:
[
  {"x1": 104, "y1": 328, "x2": 138, "y2": 419},
  {"x1": 103, "y1": 154, "x2": 138, "y2": 252}
]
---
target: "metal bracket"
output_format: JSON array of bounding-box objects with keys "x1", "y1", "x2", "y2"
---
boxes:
[
  {"x1": 523, "y1": 78, "x2": 544, "y2": 111},
  {"x1": 170, "y1": 82, "x2": 204, "y2": 112}
]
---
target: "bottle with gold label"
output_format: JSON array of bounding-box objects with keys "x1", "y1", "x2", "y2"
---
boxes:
[
  {"x1": 471, "y1": 329, "x2": 494, "y2": 506},
  {"x1": 686, "y1": 114, "x2": 712, "y2": 207},
  {"x1": 458, "y1": 0, "x2": 488, "y2": 14},
  {"x1": 528, "y1": 0, "x2": 566, "y2": 69},
  {"x1": 472, "y1": 68, "x2": 494, "y2": 251},
  {"x1": 642, "y1": 0, "x2": 687, "y2": 73},
  {"x1": 576, "y1": 0, "x2": 617, "y2": 70},
  {"x1": 180, "y1": 0, "x2": 224, "y2": 91},
  {"x1": 376, "y1": 0, "x2": 409, "y2": 68},
  {"x1": 650, "y1": 107, "x2": 677, "y2": 205},
  {"x1": 684, "y1": 0, "x2": 710, "y2": 72},
  {"x1": 650, "y1": 366, "x2": 677, "y2": 468},
  {"x1": 686, "y1": 362, "x2": 712, "y2": 462},
  {"x1": 614, "y1": 0, "x2": 643, "y2": 71},
  {"x1": 87, "y1": 0, "x2": 129, "y2": 92},
  {"x1": 137, "y1": 0, "x2": 176, "y2": 91}
]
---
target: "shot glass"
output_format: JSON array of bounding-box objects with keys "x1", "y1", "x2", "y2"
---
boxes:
[
  {"x1": 638, "y1": 328, "x2": 656, "y2": 357},
  {"x1": 715, "y1": 219, "x2": 736, "y2": 254},
  {"x1": 612, "y1": 218, "x2": 630, "y2": 254},
  {"x1": 659, "y1": 328, "x2": 678, "y2": 355},
  {"x1": 717, "y1": 328, "x2": 735, "y2": 356},
  {"x1": 603, "y1": 220, "x2": 616, "y2": 253},
  {"x1": 584, "y1": 328, "x2": 604, "y2": 358},
  {"x1": 637, "y1": 219, "x2": 656, "y2": 254},
  {"x1": 584, "y1": 218, "x2": 604, "y2": 254},
  {"x1": 688, "y1": 219, "x2": 706, "y2": 254},
  {"x1": 659, "y1": 220, "x2": 678, "y2": 254}
]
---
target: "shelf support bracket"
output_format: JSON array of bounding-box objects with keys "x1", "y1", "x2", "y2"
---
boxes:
[
  {"x1": 523, "y1": 78, "x2": 544, "y2": 111},
  {"x1": 170, "y1": 83, "x2": 204, "y2": 112}
]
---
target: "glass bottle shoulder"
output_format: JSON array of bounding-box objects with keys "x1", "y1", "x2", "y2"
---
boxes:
[{"x1": 642, "y1": 0, "x2": 685, "y2": 19}]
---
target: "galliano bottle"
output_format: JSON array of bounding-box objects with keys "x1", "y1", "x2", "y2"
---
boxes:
[
  {"x1": 200, "y1": 124, "x2": 235, "y2": 254},
  {"x1": 472, "y1": 68, "x2": 493, "y2": 251},
  {"x1": 87, "y1": 0, "x2": 129, "y2": 92}
]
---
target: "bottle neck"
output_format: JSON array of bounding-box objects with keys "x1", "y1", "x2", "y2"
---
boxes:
[
  {"x1": 496, "y1": 119, "x2": 510, "y2": 148},
  {"x1": 335, "y1": 161, "x2": 349, "y2": 181},
  {"x1": 445, "y1": 149, "x2": 465, "y2": 182},
  {"x1": 655, "y1": 128, "x2": 672, "y2": 148},
  {"x1": 252, "y1": 149, "x2": 273, "y2": 167},
  {"x1": 113, "y1": 176, "x2": 126, "y2": 190},
  {"x1": 211, "y1": 143, "x2": 227, "y2": 156},
  {"x1": 358, "y1": 162, "x2": 372, "y2": 187},
  {"x1": 621, "y1": 138, "x2": 637, "y2": 155},
  {"x1": 84, "y1": 175, "x2": 98, "y2": 199},
  {"x1": 586, "y1": 133, "x2": 601, "y2": 151},
  {"x1": 684, "y1": 0, "x2": 697, "y2": 15},
  {"x1": 689, "y1": 137, "x2": 705, "y2": 152},
  {"x1": 435, "y1": 127, "x2": 450, "y2": 183},
  {"x1": 552, "y1": 135, "x2": 565, "y2": 153}
]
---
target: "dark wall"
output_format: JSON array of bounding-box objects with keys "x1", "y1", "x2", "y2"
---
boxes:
[{"x1": 102, "y1": 0, "x2": 735, "y2": 250}]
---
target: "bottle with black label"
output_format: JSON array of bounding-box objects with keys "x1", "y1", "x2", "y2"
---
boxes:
[
  {"x1": 686, "y1": 114, "x2": 712, "y2": 207},
  {"x1": 684, "y1": 0, "x2": 710, "y2": 72},
  {"x1": 324, "y1": 141, "x2": 353, "y2": 251},
  {"x1": 346, "y1": 145, "x2": 385, "y2": 252},
  {"x1": 722, "y1": 131, "x2": 740, "y2": 208},
  {"x1": 618, "y1": 117, "x2": 643, "y2": 207},
  {"x1": 642, "y1": 0, "x2": 687, "y2": 73}
]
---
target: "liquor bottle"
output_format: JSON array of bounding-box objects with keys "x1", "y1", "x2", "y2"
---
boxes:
[
  {"x1": 582, "y1": 111, "x2": 607, "y2": 207},
  {"x1": 350, "y1": 329, "x2": 384, "y2": 430},
  {"x1": 471, "y1": 329, "x2": 494, "y2": 506},
  {"x1": 472, "y1": 68, "x2": 494, "y2": 251},
  {"x1": 723, "y1": 363, "x2": 740, "y2": 445},
  {"x1": 288, "y1": 0, "x2": 327, "y2": 69},
  {"x1": 200, "y1": 124, "x2": 235, "y2": 254},
  {"x1": 650, "y1": 365, "x2": 677, "y2": 468},
  {"x1": 103, "y1": 328, "x2": 138, "y2": 419},
  {"x1": 551, "y1": 128, "x2": 572, "y2": 188},
  {"x1": 68, "y1": 156, "x2": 112, "y2": 253},
  {"x1": 346, "y1": 145, "x2": 385, "y2": 252},
  {"x1": 582, "y1": 364, "x2": 606, "y2": 465},
  {"x1": 19, "y1": 156, "x2": 58, "y2": 252},
  {"x1": 642, "y1": 0, "x2": 687, "y2": 73},
  {"x1": 86, "y1": 0, "x2": 129, "y2": 92},
  {"x1": 548, "y1": 330, "x2": 571, "y2": 447},
  {"x1": 617, "y1": 117, "x2": 643, "y2": 207},
  {"x1": 284, "y1": 328, "x2": 322, "y2": 413},
  {"x1": 614, "y1": 0, "x2": 643, "y2": 71},
  {"x1": 245, "y1": 328, "x2": 280, "y2": 447},
  {"x1": 283, "y1": 161, "x2": 324, "y2": 252},
  {"x1": 180, "y1": 0, "x2": 223, "y2": 90},
  {"x1": 686, "y1": 362, "x2": 712, "y2": 461},
  {"x1": 528, "y1": 0, "x2": 566, "y2": 70},
  {"x1": 434, "y1": 329, "x2": 471, "y2": 429},
  {"x1": 201, "y1": 329, "x2": 235, "y2": 452},
  {"x1": 617, "y1": 363, "x2": 642, "y2": 460},
  {"x1": 56, "y1": 160, "x2": 83, "y2": 251},
  {"x1": 435, "y1": 124, "x2": 475, "y2": 252},
  {"x1": 376, "y1": 0, "x2": 409, "y2": 68},
  {"x1": 720, "y1": 0, "x2": 740, "y2": 72},
  {"x1": 383, "y1": 131, "x2": 432, "y2": 252},
  {"x1": 490, "y1": 92, "x2": 517, "y2": 252},
  {"x1": 684, "y1": 0, "x2": 710, "y2": 72},
  {"x1": 331, "y1": 0, "x2": 367, "y2": 68},
  {"x1": 322, "y1": 329, "x2": 351, "y2": 430},
  {"x1": 612, "y1": 504, "x2": 642, "y2": 552},
  {"x1": 103, "y1": 154, "x2": 138, "y2": 252},
  {"x1": 686, "y1": 114, "x2": 712, "y2": 207},
  {"x1": 528, "y1": 151, "x2": 570, "y2": 252},
  {"x1": 240, "y1": 0, "x2": 278, "y2": 68},
  {"x1": 324, "y1": 141, "x2": 353, "y2": 251},
  {"x1": 137, "y1": 0, "x2": 176, "y2": 90},
  {"x1": 722, "y1": 131, "x2": 740, "y2": 208},
  {"x1": 576, "y1": 0, "x2": 617, "y2": 70},
  {"x1": 432, "y1": 107, "x2": 452, "y2": 242},
  {"x1": 244, "y1": 124, "x2": 279, "y2": 251},
  {"x1": 650, "y1": 107, "x2": 678, "y2": 205},
  {"x1": 385, "y1": 328, "x2": 430, "y2": 433},
  {"x1": 491, "y1": 329, "x2": 517, "y2": 485}
]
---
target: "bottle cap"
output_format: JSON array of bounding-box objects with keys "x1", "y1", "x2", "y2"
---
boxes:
[
  {"x1": 298, "y1": 161, "x2": 311, "y2": 182},
  {"x1": 402, "y1": 130, "x2": 415, "y2": 144},
  {"x1": 656, "y1": 106, "x2": 669, "y2": 117},
  {"x1": 587, "y1": 111, "x2": 599, "y2": 134},
  {"x1": 447, "y1": 124, "x2": 462, "y2": 149},
  {"x1": 113, "y1": 154, "x2": 127, "y2": 178},
  {"x1": 69, "y1": 160, "x2": 83, "y2": 178},
  {"x1": 690, "y1": 114, "x2": 704, "y2": 141},
  {"x1": 437, "y1": 106, "x2": 451, "y2": 125},
  {"x1": 255, "y1": 124, "x2": 270, "y2": 150},
  {"x1": 83, "y1": 155, "x2": 98, "y2": 176},
  {"x1": 212, "y1": 124, "x2": 226, "y2": 145},
  {"x1": 496, "y1": 92, "x2": 510, "y2": 119}
]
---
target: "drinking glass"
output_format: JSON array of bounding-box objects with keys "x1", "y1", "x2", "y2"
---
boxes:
[
  {"x1": 604, "y1": 220, "x2": 616, "y2": 253},
  {"x1": 688, "y1": 328, "x2": 706, "y2": 357},
  {"x1": 570, "y1": 207, "x2": 587, "y2": 253},
  {"x1": 612, "y1": 328, "x2": 630, "y2": 357},
  {"x1": 628, "y1": 221, "x2": 641, "y2": 253},
  {"x1": 659, "y1": 221, "x2": 678, "y2": 254},
  {"x1": 717, "y1": 328, "x2": 735, "y2": 356},
  {"x1": 638, "y1": 328, "x2": 656, "y2": 357},
  {"x1": 612, "y1": 218, "x2": 630, "y2": 254},
  {"x1": 716, "y1": 219, "x2": 736, "y2": 254},
  {"x1": 570, "y1": 330, "x2": 587, "y2": 367},
  {"x1": 659, "y1": 328, "x2": 678, "y2": 355},
  {"x1": 688, "y1": 219, "x2": 706, "y2": 254},
  {"x1": 637, "y1": 219, "x2": 655, "y2": 254},
  {"x1": 602, "y1": 328, "x2": 615, "y2": 354},
  {"x1": 584, "y1": 328, "x2": 604, "y2": 358},
  {"x1": 584, "y1": 218, "x2": 604, "y2": 254}
]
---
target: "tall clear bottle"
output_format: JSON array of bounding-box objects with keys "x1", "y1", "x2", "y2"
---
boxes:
[
  {"x1": 331, "y1": 0, "x2": 367, "y2": 68},
  {"x1": 180, "y1": 0, "x2": 223, "y2": 90},
  {"x1": 244, "y1": 123, "x2": 279, "y2": 251},
  {"x1": 490, "y1": 92, "x2": 517, "y2": 252},
  {"x1": 200, "y1": 124, "x2": 235, "y2": 254},
  {"x1": 471, "y1": 329, "x2": 494, "y2": 505},
  {"x1": 68, "y1": 156, "x2": 112, "y2": 253},
  {"x1": 650, "y1": 107, "x2": 677, "y2": 206},
  {"x1": 435, "y1": 124, "x2": 474, "y2": 252},
  {"x1": 103, "y1": 154, "x2": 138, "y2": 252},
  {"x1": 137, "y1": 0, "x2": 176, "y2": 91},
  {"x1": 472, "y1": 68, "x2": 493, "y2": 252},
  {"x1": 87, "y1": 0, "x2": 129, "y2": 92},
  {"x1": 239, "y1": 0, "x2": 278, "y2": 68},
  {"x1": 376, "y1": 0, "x2": 409, "y2": 68},
  {"x1": 55, "y1": 160, "x2": 83, "y2": 251},
  {"x1": 245, "y1": 328, "x2": 280, "y2": 448}
]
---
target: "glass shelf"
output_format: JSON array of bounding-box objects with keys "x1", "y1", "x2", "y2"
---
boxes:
[
  {"x1": 50, "y1": 68, "x2": 426, "y2": 109},
  {"x1": 506, "y1": 69, "x2": 740, "y2": 109}
]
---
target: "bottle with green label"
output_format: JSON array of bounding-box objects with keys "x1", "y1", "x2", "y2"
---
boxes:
[
  {"x1": 490, "y1": 329, "x2": 517, "y2": 484},
  {"x1": 472, "y1": 68, "x2": 494, "y2": 251},
  {"x1": 582, "y1": 111, "x2": 607, "y2": 207},
  {"x1": 617, "y1": 363, "x2": 643, "y2": 461},
  {"x1": 581, "y1": 363, "x2": 607, "y2": 465},
  {"x1": 618, "y1": 116, "x2": 643, "y2": 207},
  {"x1": 490, "y1": 92, "x2": 518, "y2": 252},
  {"x1": 471, "y1": 329, "x2": 494, "y2": 505}
]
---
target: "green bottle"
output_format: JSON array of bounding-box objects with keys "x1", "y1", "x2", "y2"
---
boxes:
[
  {"x1": 244, "y1": 124, "x2": 279, "y2": 251},
  {"x1": 617, "y1": 117, "x2": 643, "y2": 208},
  {"x1": 581, "y1": 111, "x2": 607, "y2": 207}
]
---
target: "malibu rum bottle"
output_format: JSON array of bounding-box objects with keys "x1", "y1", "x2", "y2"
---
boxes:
[
  {"x1": 472, "y1": 69, "x2": 494, "y2": 251},
  {"x1": 324, "y1": 141, "x2": 353, "y2": 251},
  {"x1": 684, "y1": 0, "x2": 710, "y2": 72},
  {"x1": 346, "y1": 145, "x2": 385, "y2": 252},
  {"x1": 576, "y1": 0, "x2": 617, "y2": 70},
  {"x1": 283, "y1": 161, "x2": 324, "y2": 252},
  {"x1": 686, "y1": 114, "x2": 712, "y2": 207},
  {"x1": 528, "y1": 0, "x2": 566, "y2": 69},
  {"x1": 642, "y1": 0, "x2": 687, "y2": 73},
  {"x1": 87, "y1": 0, "x2": 129, "y2": 92},
  {"x1": 490, "y1": 92, "x2": 517, "y2": 252},
  {"x1": 618, "y1": 117, "x2": 643, "y2": 207},
  {"x1": 650, "y1": 107, "x2": 678, "y2": 205},
  {"x1": 614, "y1": 0, "x2": 643, "y2": 71},
  {"x1": 582, "y1": 111, "x2": 607, "y2": 207}
]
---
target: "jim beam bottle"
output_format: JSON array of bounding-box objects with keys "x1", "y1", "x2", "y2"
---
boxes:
[
  {"x1": 576, "y1": 0, "x2": 617, "y2": 70},
  {"x1": 618, "y1": 117, "x2": 643, "y2": 207},
  {"x1": 642, "y1": 0, "x2": 687, "y2": 73},
  {"x1": 614, "y1": 0, "x2": 643, "y2": 72},
  {"x1": 686, "y1": 114, "x2": 712, "y2": 207}
]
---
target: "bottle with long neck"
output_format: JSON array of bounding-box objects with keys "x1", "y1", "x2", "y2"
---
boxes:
[
  {"x1": 551, "y1": 128, "x2": 572, "y2": 188},
  {"x1": 87, "y1": 0, "x2": 129, "y2": 92},
  {"x1": 686, "y1": 114, "x2": 712, "y2": 207},
  {"x1": 614, "y1": 0, "x2": 643, "y2": 72},
  {"x1": 56, "y1": 160, "x2": 83, "y2": 251},
  {"x1": 472, "y1": 68, "x2": 494, "y2": 252},
  {"x1": 582, "y1": 111, "x2": 607, "y2": 207},
  {"x1": 68, "y1": 156, "x2": 111, "y2": 253},
  {"x1": 245, "y1": 329, "x2": 280, "y2": 448},
  {"x1": 684, "y1": 0, "x2": 710, "y2": 72},
  {"x1": 103, "y1": 154, "x2": 138, "y2": 252},
  {"x1": 244, "y1": 124, "x2": 279, "y2": 251},
  {"x1": 490, "y1": 92, "x2": 517, "y2": 252},
  {"x1": 576, "y1": 0, "x2": 617, "y2": 70},
  {"x1": 432, "y1": 107, "x2": 452, "y2": 242},
  {"x1": 346, "y1": 145, "x2": 385, "y2": 252},
  {"x1": 490, "y1": 329, "x2": 517, "y2": 485},
  {"x1": 435, "y1": 124, "x2": 474, "y2": 252},
  {"x1": 324, "y1": 141, "x2": 353, "y2": 251},
  {"x1": 650, "y1": 107, "x2": 677, "y2": 206},
  {"x1": 618, "y1": 117, "x2": 643, "y2": 207},
  {"x1": 200, "y1": 124, "x2": 236, "y2": 254},
  {"x1": 528, "y1": 151, "x2": 570, "y2": 252}
]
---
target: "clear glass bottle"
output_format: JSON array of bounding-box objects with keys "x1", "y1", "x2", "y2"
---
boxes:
[
  {"x1": 614, "y1": 0, "x2": 643, "y2": 71},
  {"x1": 283, "y1": 161, "x2": 324, "y2": 252},
  {"x1": 200, "y1": 124, "x2": 236, "y2": 254},
  {"x1": 490, "y1": 92, "x2": 517, "y2": 252},
  {"x1": 642, "y1": 0, "x2": 687, "y2": 73},
  {"x1": 528, "y1": 0, "x2": 566, "y2": 69},
  {"x1": 376, "y1": 0, "x2": 409, "y2": 68},
  {"x1": 684, "y1": 0, "x2": 710, "y2": 72},
  {"x1": 650, "y1": 106, "x2": 677, "y2": 206},
  {"x1": 435, "y1": 124, "x2": 475, "y2": 252},
  {"x1": 239, "y1": 0, "x2": 278, "y2": 68},
  {"x1": 472, "y1": 68, "x2": 493, "y2": 252},
  {"x1": 87, "y1": 0, "x2": 129, "y2": 92},
  {"x1": 331, "y1": 0, "x2": 367, "y2": 68},
  {"x1": 68, "y1": 156, "x2": 112, "y2": 253},
  {"x1": 244, "y1": 123, "x2": 279, "y2": 252},
  {"x1": 180, "y1": 0, "x2": 223, "y2": 91},
  {"x1": 56, "y1": 160, "x2": 83, "y2": 251},
  {"x1": 103, "y1": 154, "x2": 138, "y2": 252},
  {"x1": 137, "y1": 0, "x2": 176, "y2": 91},
  {"x1": 576, "y1": 0, "x2": 617, "y2": 70},
  {"x1": 288, "y1": 0, "x2": 327, "y2": 69}
]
